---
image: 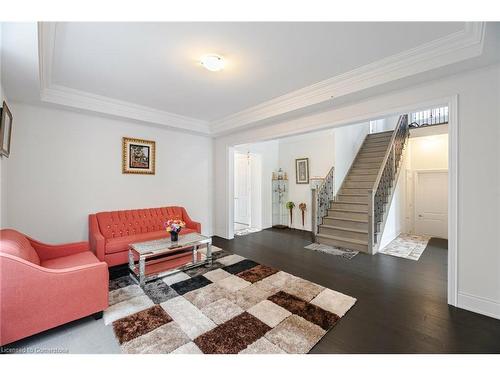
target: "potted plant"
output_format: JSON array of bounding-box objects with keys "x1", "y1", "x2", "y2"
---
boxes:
[
  {"x1": 299, "y1": 202, "x2": 307, "y2": 227},
  {"x1": 164, "y1": 219, "x2": 185, "y2": 242},
  {"x1": 286, "y1": 201, "x2": 295, "y2": 227}
]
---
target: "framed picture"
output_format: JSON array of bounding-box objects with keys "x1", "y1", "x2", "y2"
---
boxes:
[
  {"x1": 122, "y1": 137, "x2": 156, "y2": 175},
  {"x1": 0, "y1": 101, "x2": 13, "y2": 157},
  {"x1": 295, "y1": 158, "x2": 309, "y2": 184}
]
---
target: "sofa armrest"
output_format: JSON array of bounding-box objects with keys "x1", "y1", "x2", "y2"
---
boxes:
[
  {"x1": 28, "y1": 237, "x2": 90, "y2": 262},
  {"x1": 181, "y1": 207, "x2": 202, "y2": 233},
  {"x1": 89, "y1": 214, "x2": 106, "y2": 261}
]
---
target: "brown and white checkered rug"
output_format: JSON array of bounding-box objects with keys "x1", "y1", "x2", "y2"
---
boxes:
[{"x1": 104, "y1": 247, "x2": 356, "y2": 354}]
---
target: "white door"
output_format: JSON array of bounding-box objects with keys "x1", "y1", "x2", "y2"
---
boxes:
[
  {"x1": 234, "y1": 154, "x2": 251, "y2": 225},
  {"x1": 414, "y1": 170, "x2": 448, "y2": 238}
]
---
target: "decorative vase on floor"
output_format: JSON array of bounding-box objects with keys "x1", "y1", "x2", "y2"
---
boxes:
[
  {"x1": 299, "y1": 202, "x2": 307, "y2": 227},
  {"x1": 286, "y1": 201, "x2": 295, "y2": 228},
  {"x1": 170, "y1": 231, "x2": 179, "y2": 242}
]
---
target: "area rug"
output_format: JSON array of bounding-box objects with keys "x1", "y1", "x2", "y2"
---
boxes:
[
  {"x1": 105, "y1": 247, "x2": 356, "y2": 354},
  {"x1": 234, "y1": 227, "x2": 261, "y2": 236},
  {"x1": 304, "y1": 243, "x2": 358, "y2": 260},
  {"x1": 378, "y1": 233, "x2": 431, "y2": 261}
]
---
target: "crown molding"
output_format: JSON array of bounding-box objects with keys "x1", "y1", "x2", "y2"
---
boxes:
[
  {"x1": 210, "y1": 22, "x2": 485, "y2": 136},
  {"x1": 38, "y1": 22, "x2": 485, "y2": 137},
  {"x1": 38, "y1": 23, "x2": 211, "y2": 135}
]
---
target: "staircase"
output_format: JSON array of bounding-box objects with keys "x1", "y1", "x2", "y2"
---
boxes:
[{"x1": 312, "y1": 114, "x2": 409, "y2": 253}]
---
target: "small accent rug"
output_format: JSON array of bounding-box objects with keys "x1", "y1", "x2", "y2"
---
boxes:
[
  {"x1": 105, "y1": 247, "x2": 356, "y2": 354},
  {"x1": 304, "y1": 243, "x2": 359, "y2": 260},
  {"x1": 378, "y1": 233, "x2": 431, "y2": 261},
  {"x1": 235, "y1": 227, "x2": 261, "y2": 236}
]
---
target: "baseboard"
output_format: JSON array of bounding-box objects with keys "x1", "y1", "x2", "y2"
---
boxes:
[{"x1": 457, "y1": 292, "x2": 500, "y2": 320}]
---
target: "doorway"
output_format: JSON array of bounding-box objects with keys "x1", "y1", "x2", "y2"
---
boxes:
[
  {"x1": 379, "y1": 123, "x2": 449, "y2": 263},
  {"x1": 233, "y1": 151, "x2": 262, "y2": 235}
]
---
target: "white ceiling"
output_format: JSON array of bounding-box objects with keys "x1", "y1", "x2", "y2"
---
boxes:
[
  {"x1": 51, "y1": 22, "x2": 465, "y2": 121},
  {"x1": 3, "y1": 22, "x2": 497, "y2": 135}
]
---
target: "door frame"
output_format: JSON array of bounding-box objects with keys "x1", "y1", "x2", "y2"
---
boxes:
[
  {"x1": 225, "y1": 94, "x2": 458, "y2": 306},
  {"x1": 413, "y1": 168, "x2": 449, "y2": 238}
]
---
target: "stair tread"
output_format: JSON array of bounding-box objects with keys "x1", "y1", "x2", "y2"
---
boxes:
[
  {"x1": 332, "y1": 201, "x2": 367, "y2": 206},
  {"x1": 358, "y1": 152, "x2": 386, "y2": 156},
  {"x1": 319, "y1": 224, "x2": 368, "y2": 234},
  {"x1": 324, "y1": 216, "x2": 368, "y2": 223},
  {"x1": 365, "y1": 139, "x2": 391, "y2": 144},
  {"x1": 329, "y1": 208, "x2": 368, "y2": 213},
  {"x1": 368, "y1": 130, "x2": 393, "y2": 135},
  {"x1": 337, "y1": 199, "x2": 368, "y2": 202},
  {"x1": 338, "y1": 193, "x2": 368, "y2": 196},
  {"x1": 316, "y1": 233, "x2": 368, "y2": 245},
  {"x1": 358, "y1": 154, "x2": 385, "y2": 158}
]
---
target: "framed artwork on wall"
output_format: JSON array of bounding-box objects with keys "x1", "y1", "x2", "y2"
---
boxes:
[
  {"x1": 122, "y1": 137, "x2": 156, "y2": 175},
  {"x1": 295, "y1": 157, "x2": 309, "y2": 184},
  {"x1": 0, "y1": 101, "x2": 13, "y2": 157}
]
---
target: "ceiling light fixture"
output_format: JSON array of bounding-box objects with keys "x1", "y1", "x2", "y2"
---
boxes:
[{"x1": 200, "y1": 54, "x2": 225, "y2": 72}]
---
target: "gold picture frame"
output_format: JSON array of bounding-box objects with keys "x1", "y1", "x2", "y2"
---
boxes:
[{"x1": 122, "y1": 137, "x2": 156, "y2": 175}]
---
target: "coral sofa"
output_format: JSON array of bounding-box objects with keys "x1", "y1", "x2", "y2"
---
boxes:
[
  {"x1": 0, "y1": 229, "x2": 109, "y2": 346},
  {"x1": 89, "y1": 206, "x2": 201, "y2": 267}
]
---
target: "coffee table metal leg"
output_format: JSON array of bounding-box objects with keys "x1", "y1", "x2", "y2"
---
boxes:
[
  {"x1": 192, "y1": 244, "x2": 198, "y2": 264},
  {"x1": 128, "y1": 248, "x2": 134, "y2": 273},
  {"x1": 206, "y1": 243, "x2": 212, "y2": 267},
  {"x1": 139, "y1": 257, "x2": 146, "y2": 287}
]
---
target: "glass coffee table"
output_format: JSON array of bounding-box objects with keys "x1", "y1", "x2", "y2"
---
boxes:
[{"x1": 128, "y1": 232, "x2": 212, "y2": 287}]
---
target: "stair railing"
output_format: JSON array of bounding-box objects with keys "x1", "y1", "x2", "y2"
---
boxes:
[
  {"x1": 367, "y1": 114, "x2": 409, "y2": 253},
  {"x1": 311, "y1": 166, "x2": 335, "y2": 241}
]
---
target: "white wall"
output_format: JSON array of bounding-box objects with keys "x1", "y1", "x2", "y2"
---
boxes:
[
  {"x1": 0, "y1": 22, "x2": 3, "y2": 103},
  {"x1": 2, "y1": 102, "x2": 213, "y2": 243},
  {"x1": 333, "y1": 122, "x2": 369, "y2": 194},
  {"x1": 0, "y1": 22, "x2": 5, "y2": 228},
  {"x1": 408, "y1": 133, "x2": 449, "y2": 170},
  {"x1": 370, "y1": 114, "x2": 400, "y2": 133},
  {"x1": 214, "y1": 64, "x2": 500, "y2": 319},
  {"x1": 277, "y1": 130, "x2": 334, "y2": 230}
]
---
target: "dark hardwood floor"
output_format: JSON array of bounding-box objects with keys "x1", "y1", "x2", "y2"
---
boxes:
[{"x1": 213, "y1": 228, "x2": 500, "y2": 353}]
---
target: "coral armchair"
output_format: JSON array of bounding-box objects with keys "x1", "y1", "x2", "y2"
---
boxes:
[{"x1": 0, "y1": 229, "x2": 109, "y2": 346}]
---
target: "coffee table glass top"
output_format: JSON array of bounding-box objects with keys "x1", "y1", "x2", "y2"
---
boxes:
[{"x1": 130, "y1": 232, "x2": 211, "y2": 256}]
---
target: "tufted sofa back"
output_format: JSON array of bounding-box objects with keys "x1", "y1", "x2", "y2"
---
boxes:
[
  {"x1": 95, "y1": 207, "x2": 185, "y2": 239},
  {"x1": 0, "y1": 229, "x2": 41, "y2": 265}
]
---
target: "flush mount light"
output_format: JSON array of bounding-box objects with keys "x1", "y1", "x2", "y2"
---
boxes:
[{"x1": 200, "y1": 54, "x2": 225, "y2": 72}]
